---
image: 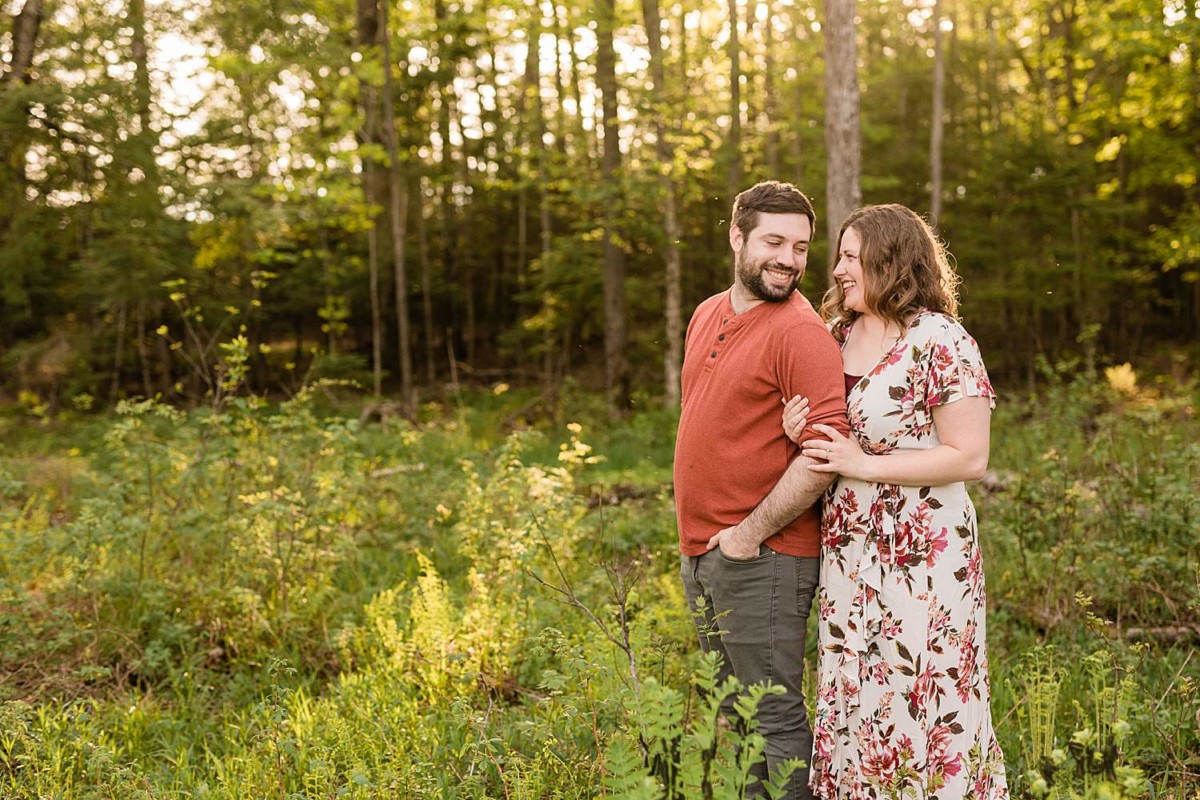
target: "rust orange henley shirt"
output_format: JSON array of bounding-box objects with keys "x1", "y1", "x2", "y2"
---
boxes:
[{"x1": 674, "y1": 289, "x2": 849, "y2": 558}]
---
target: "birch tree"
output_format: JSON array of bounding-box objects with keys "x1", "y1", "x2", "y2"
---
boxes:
[{"x1": 823, "y1": 0, "x2": 861, "y2": 254}]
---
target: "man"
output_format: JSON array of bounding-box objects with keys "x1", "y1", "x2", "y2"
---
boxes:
[{"x1": 675, "y1": 181, "x2": 849, "y2": 799}]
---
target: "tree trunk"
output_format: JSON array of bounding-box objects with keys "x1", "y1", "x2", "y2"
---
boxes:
[
  {"x1": 823, "y1": 0, "x2": 862, "y2": 260},
  {"x1": 761, "y1": 0, "x2": 781, "y2": 176},
  {"x1": 567, "y1": 9, "x2": 591, "y2": 163},
  {"x1": 367, "y1": 206, "x2": 383, "y2": 394},
  {"x1": 596, "y1": 0, "x2": 629, "y2": 412},
  {"x1": 3, "y1": 0, "x2": 43, "y2": 85},
  {"x1": 356, "y1": 0, "x2": 385, "y2": 395},
  {"x1": 517, "y1": 8, "x2": 538, "y2": 295},
  {"x1": 130, "y1": 0, "x2": 152, "y2": 139},
  {"x1": 1190, "y1": 0, "x2": 1200, "y2": 340},
  {"x1": 529, "y1": 3, "x2": 558, "y2": 398},
  {"x1": 136, "y1": 301, "x2": 153, "y2": 396},
  {"x1": 726, "y1": 0, "x2": 742, "y2": 210},
  {"x1": 433, "y1": 0, "x2": 469, "y2": 369},
  {"x1": 417, "y1": 177, "x2": 436, "y2": 385},
  {"x1": 930, "y1": 0, "x2": 945, "y2": 222},
  {"x1": 987, "y1": 3, "x2": 1000, "y2": 129},
  {"x1": 450, "y1": 93, "x2": 475, "y2": 367},
  {"x1": 786, "y1": 1, "x2": 809, "y2": 186},
  {"x1": 641, "y1": 0, "x2": 683, "y2": 408},
  {"x1": 551, "y1": 3, "x2": 570, "y2": 158},
  {"x1": 1, "y1": 0, "x2": 46, "y2": 299},
  {"x1": 379, "y1": 0, "x2": 414, "y2": 408},
  {"x1": 110, "y1": 302, "x2": 127, "y2": 404}
]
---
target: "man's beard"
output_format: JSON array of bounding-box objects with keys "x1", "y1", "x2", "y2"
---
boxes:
[{"x1": 737, "y1": 249, "x2": 801, "y2": 303}]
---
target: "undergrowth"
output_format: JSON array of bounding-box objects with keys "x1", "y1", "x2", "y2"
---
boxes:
[{"x1": 0, "y1": 367, "x2": 1196, "y2": 797}]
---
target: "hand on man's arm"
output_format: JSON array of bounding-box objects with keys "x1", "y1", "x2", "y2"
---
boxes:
[{"x1": 705, "y1": 454, "x2": 836, "y2": 559}]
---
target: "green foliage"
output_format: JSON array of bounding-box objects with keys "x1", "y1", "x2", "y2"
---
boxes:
[
  {"x1": 0, "y1": 375, "x2": 1196, "y2": 797},
  {"x1": 985, "y1": 365, "x2": 1199, "y2": 630},
  {"x1": 1010, "y1": 641, "x2": 1152, "y2": 800},
  {"x1": 4, "y1": 0, "x2": 1199, "y2": 409}
]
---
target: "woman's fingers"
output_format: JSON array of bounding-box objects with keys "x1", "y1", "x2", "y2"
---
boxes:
[
  {"x1": 781, "y1": 395, "x2": 810, "y2": 442},
  {"x1": 782, "y1": 394, "x2": 809, "y2": 414},
  {"x1": 800, "y1": 439, "x2": 833, "y2": 459},
  {"x1": 811, "y1": 423, "x2": 845, "y2": 441}
]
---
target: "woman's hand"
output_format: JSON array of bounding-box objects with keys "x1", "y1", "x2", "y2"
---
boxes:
[
  {"x1": 781, "y1": 395, "x2": 810, "y2": 443},
  {"x1": 802, "y1": 423, "x2": 871, "y2": 479}
]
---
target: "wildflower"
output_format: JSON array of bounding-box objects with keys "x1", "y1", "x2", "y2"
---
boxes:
[{"x1": 1104, "y1": 363, "x2": 1138, "y2": 395}]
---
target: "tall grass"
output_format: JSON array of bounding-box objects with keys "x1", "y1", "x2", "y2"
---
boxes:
[{"x1": 0, "y1": 370, "x2": 1196, "y2": 798}]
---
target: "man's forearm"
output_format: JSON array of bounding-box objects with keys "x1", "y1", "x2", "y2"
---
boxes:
[{"x1": 739, "y1": 456, "x2": 835, "y2": 543}]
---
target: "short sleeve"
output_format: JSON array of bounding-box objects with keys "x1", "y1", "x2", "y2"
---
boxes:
[
  {"x1": 776, "y1": 318, "x2": 851, "y2": 440},
  {"x1": 923, "y1": 318, "x2": 996, "y2": 410}
]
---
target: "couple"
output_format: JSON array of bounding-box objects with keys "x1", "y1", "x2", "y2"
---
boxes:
[{"x1": 675, "y1": 181, "x2": 1009, "y2": 799}]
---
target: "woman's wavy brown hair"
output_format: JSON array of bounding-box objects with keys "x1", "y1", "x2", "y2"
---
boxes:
[{"x1": 820, "y1": 204, "x2": 960, "y2": 339}]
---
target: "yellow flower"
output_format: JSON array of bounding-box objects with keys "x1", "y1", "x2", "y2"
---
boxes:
[
  {"x1": 156, "y1": 325, "x2": 169, "y2": 336},
  {"x1": 492, "y1": 382, "x2": 510, "y2": 395},
  {"x1": 1104, "y1": 363, "x2": 1137, "y2": 396}
]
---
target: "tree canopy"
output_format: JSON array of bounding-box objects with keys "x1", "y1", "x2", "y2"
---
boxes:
[{"x1": 2, "y1": 0, "x2": 1197, "y2": 408}]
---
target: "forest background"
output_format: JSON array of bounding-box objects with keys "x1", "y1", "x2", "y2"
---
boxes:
[
  {"x1": 2, "y1": 0, "x2": 1198, "y2": 406},
  {"x1": 1, "y1": 0, "x2": 1198, "y2": 797}
]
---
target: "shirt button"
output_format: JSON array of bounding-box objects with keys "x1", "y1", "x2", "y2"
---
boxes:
[
  {"x1": 718, "y1": 334, "x2": 725, "y2": 341},
  {"x1": 710, "y1": 351, "x2": 717, "y2": 358}
]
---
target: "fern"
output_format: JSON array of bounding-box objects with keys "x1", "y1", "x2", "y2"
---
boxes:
[
  {"x1": 605, "y1": 731, "x2": 665, "y2": 800},
  {"x1": 634, "y1": 678, "x2": 686, "y2": 796}
]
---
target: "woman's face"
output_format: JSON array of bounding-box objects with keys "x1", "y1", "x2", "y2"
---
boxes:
[{"x1": 833, "y1": 226, "x2": 868, "y2": 314}]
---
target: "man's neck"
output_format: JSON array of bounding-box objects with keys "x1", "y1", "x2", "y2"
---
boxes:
[{"x1": 729, "y1": 283, "x2": 764, "y2": 315}]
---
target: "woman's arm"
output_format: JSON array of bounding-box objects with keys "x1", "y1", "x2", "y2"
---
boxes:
[{"x1": 799, "y1": 395, "x2": 992, "y2": 486}]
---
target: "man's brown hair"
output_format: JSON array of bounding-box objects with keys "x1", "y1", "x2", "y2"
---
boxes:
[{"x1": 731, "y1": 181, "x2": 817, "y2": 237}]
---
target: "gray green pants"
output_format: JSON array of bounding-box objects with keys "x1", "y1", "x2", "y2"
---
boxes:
[{"x1": 681, "y1": 546, "x2": 819, "y2": 800}]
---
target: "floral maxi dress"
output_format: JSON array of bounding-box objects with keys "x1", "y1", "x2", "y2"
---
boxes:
[{"x1": 810, "y1": 311, "x2": 1009, "y2": 800}]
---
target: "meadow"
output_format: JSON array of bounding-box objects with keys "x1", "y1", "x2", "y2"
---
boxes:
[{"x1": 0, "y1": 365, "x2": 1197, "y2": 799}]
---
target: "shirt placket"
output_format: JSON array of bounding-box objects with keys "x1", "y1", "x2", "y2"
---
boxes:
[{"x1": 703, "y1": 312, "x2": 744, "y2": 372}]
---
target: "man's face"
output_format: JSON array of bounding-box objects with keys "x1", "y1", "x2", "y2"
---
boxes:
[{"x1": 730, "y1": 213, "x2": 812, "y2": 303}]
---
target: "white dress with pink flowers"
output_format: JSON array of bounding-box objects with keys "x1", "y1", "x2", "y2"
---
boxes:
[{"x1": 810, "y1": 311, "x2": 1009, "y2": 799}]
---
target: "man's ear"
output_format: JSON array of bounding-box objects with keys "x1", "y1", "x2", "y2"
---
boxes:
[{"x1": 729, "y1": 224, "x2": 743, "y2": 253}]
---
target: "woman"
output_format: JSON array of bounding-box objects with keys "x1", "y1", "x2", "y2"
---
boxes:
[{"x1": 783, "y1": 204, "x2": 1008, "y2": 799}]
